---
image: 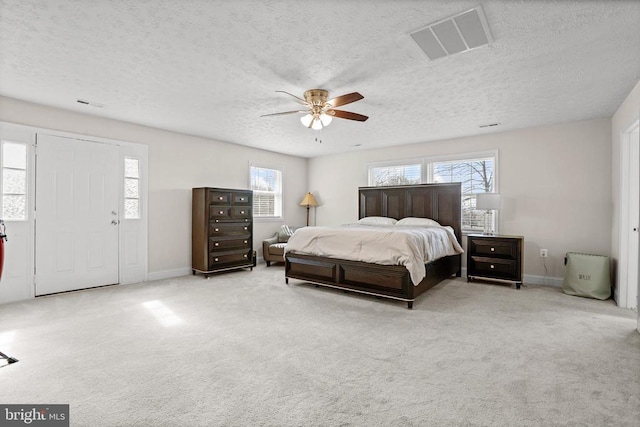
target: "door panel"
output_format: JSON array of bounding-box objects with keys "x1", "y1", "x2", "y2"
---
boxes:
[{"x1": 35, "y1": 134, "x2": 119, "y2": 295}]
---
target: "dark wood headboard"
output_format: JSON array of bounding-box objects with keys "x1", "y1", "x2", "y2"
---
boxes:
[{"x1": 358, "y1": 183, "x2": 462, "y2": 243}]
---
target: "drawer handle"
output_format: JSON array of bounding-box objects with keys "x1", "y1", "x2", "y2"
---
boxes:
[
  {"x1": 214, "y1": 258, "x2": 219, "y2": 262},
  {"x1": 218, "y1": 196, "x2": 223, "y2": 200},
  {"x1": 214, "y1": 242, "x2": 219, "y2": 247},
  {"x1": 490, "y1": 265, "x2": 495, "y2": 269},
  {"x1": 243, "y1": 254, "x2": 247, "y2": 258},
  {"x1": 245, "y1": 219, "x2": 249, "y2": 222},
  {"x1": 239, "y1": 197, "x2": 245, "y2": 201},
  {"x1": 243, "y1": 240, "x2": 247, "y2": 244},
  {"x1": 244, "y1": 227, "x2": 248, "y2": 230},
  {"x1": 240, "y1": 210, "x2": 245, "y2": 214},
  {"x1": 214, "y1": 228, "x2": 219, "y2": 232},
  {"x1": 215, "y1": 219, "x2": 219, "y2": 223},
  {"x1": 490, "y1": 247, "x2": 495, "y2": 252},
  {"x1": 219, "y1": 210, "x2": 224, "y2": 215}
]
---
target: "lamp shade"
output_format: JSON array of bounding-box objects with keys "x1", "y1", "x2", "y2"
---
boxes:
[
  {"x1": 476, "y1": 193, "x2": 501, "y2": 210},
  {"x1": 300, "y1": 114, "x2": 313, "y2": 127},
  {"x1": 299, "y1": 192, "x2": 318, "y2": 207}
]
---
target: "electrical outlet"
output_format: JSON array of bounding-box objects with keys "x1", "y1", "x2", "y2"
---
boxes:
[{"x1": 540, "y1": 248, "x2": 548, "y2": 258}]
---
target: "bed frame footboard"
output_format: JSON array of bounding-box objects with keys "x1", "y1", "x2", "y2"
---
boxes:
[{"x1": 285, "y1": 253, "x2": 461, "y2": 309}]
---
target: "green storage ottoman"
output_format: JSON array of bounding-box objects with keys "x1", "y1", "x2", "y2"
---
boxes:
[{"x1": 562, "y1": 252, "x2": 611, "y2": 300}]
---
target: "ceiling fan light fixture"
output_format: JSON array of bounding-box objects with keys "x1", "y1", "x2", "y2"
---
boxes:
[
  {"x1": 265, "y1": 89, "x2": 368, "y2": 130},
  {"x1": 319, "y1": 113, "x2": 332, "y2": 126},
  {"x1": 300, "y1": 114, "x2": 313, "y2": 127}
]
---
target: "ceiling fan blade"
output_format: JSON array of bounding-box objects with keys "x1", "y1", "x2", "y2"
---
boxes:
[
  {"x1": 275, "y1": 90, "x2": 309, "y2": 106},
  {"x1": 327, "y1": 92, "x2": 364, "y2": 108},
  {"x1": 331, "y1": 109, "x2": 369, "y2": 122},
  {"x1": 260, "y1": 110, "x2": 307, "y2": 117}
]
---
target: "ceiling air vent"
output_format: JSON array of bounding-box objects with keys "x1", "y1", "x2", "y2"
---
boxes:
[
  {"x1": 479, "y1": 123, "x2": 500, "y2": 128},
  {"x1": 410, "y1": 5, "x2": 493, "y2": 61},
  {"x1": 76, "y1": 99, "x2": 104, "y2": 108}
]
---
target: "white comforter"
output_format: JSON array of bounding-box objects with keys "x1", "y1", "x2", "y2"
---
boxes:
[{"x1": 284, "y1": 224, "x2": 464, "y2": 286}]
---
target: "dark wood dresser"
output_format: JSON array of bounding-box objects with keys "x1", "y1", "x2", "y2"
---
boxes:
[
  {"x1": 192, "y1": 187, "x2": 253, "y2": 277},
  {"x1": 467, "y1": 234, "x2": 523, "y2": 289}
]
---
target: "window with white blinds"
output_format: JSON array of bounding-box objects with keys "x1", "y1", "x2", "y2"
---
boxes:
[
  {"x1": 367, "y1": 152, "x2": 497, "y2": 233},
  {"x1": 250, "y1": 165, "x2": 282, "y2": 218},
  {"x1": 369, "y1": 163, "x2": 421, "y2": 186}
]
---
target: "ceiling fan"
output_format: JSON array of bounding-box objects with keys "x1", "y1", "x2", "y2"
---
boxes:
[{"x1": 261, "y1": 89, "x2": 368, "y2": 130}]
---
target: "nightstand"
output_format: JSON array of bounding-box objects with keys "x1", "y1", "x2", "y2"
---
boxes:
[{"x1": 467, "y1": 234, "x2": 524, "y2": 289}]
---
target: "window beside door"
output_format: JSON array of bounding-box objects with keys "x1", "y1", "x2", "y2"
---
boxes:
[
  {"x1": 124, "y1": 157, "x2": 140, "y2": 219},
  {"x1": 1, "y1": 141, "x2": 27, "y2": 221}
]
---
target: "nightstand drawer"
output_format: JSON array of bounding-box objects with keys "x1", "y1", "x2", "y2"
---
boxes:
[
  {"x1": 469, "y1": 238, "x2": 517, "y2": 259},
  {"x1": 470, "y1": 256, "x2": 517, "y2": 279}
]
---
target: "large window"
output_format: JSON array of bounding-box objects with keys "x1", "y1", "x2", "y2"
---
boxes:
[
  {"x1": 2, "y1": 141, "x2": 28, "y2": 221},
  {"x1": 250, "y1": 165, "x2": 282, "y2": 218},
  {"x1": 368, "y1": 152, "x2": 497, "y2": 232}
]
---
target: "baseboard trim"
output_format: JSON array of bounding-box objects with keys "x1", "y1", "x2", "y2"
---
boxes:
[
  {"x1": 147, "y1": 268, "x2": 192, "y2": 282},
  {"x1": 523, "y1": 274, "x2": 563, "y2": 287}
]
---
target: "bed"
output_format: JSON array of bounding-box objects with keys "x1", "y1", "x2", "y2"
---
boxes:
[{"x1": 284, "y1": 183, "x2": 463, "y2": 308}]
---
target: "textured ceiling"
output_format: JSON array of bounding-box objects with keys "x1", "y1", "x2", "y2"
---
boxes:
[{"x1": 0, "y1": 0, "x2": 639, "y2": 158}]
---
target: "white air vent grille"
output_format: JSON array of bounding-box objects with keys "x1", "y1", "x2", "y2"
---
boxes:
[{"x1": 410, "y1": 6, "x2": 493, "y2": 61}]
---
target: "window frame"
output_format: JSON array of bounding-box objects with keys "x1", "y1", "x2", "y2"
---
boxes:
[
  {"x1": 249, "y1": 164, "x2": 283, "y2": 221},
  {"x1": 367, "y1": 150, "x2": 499, "y2": 233}
]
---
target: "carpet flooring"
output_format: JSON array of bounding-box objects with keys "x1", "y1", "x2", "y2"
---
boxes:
[{"x1": 0, "y1": 265, "x2": 638, "y2": 426}]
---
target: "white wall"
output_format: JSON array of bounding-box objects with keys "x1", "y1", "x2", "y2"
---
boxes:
[
  {"x1": 308, "y1": 118, "x2": 612, "y2": 281},
  {"x1": 0, "y1": 96, "x2": 308, "y2": 279}
]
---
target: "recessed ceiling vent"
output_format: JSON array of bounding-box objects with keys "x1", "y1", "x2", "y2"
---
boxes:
[
  {"x1": 76, "y1": 99, "x2": 104, "y2": 108},
  {"x1": 479, "y1": 122, "x2": 500, "y2": 128},
  {"x1": 410, "y1": 6, "x2": 493, "y2": 61}
]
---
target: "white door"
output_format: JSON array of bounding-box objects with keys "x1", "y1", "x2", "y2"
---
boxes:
[
  {"x1": 35, "y1": 134, "x2": 119, "y2": 295},
  {"x1": 628, "y1": 125, "x2": 639, "y2": 313}
]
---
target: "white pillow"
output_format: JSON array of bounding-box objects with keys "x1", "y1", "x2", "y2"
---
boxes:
[
  {"x1": 357, "y1": 216, "x2": 397, "y2": 225},
  {"x1": 396, "y1": 217, "x2": 441, "y2": 227}
]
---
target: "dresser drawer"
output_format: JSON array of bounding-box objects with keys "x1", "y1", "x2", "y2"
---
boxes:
[
  {"x1": 469, "y1": 238, "x2": 517, "y2": 259},
  {"x1": 209, "y1": 205, "x2": 232, "y2": 220},
  {"x1": 231, "y1": 206, "x2": 251, "y2": 219},
  {"x1": 233, "y1": 193, "x2": 251, "y2": 205},
  {"x1": 209, "y1": 191, "x2": 231, "y2": 205},
  {"x1": 470, "y1": 256, "x2": 517, "y2": 279},
  {"x1": 209, "y1": 250, "x2": 252, "y2": 267},
  {"x1": 209, "y1": 237, "x2": 251, "y2": 250},
  {"x1": 209, "y1": 223, "x2": 251, "y2": 236}
]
